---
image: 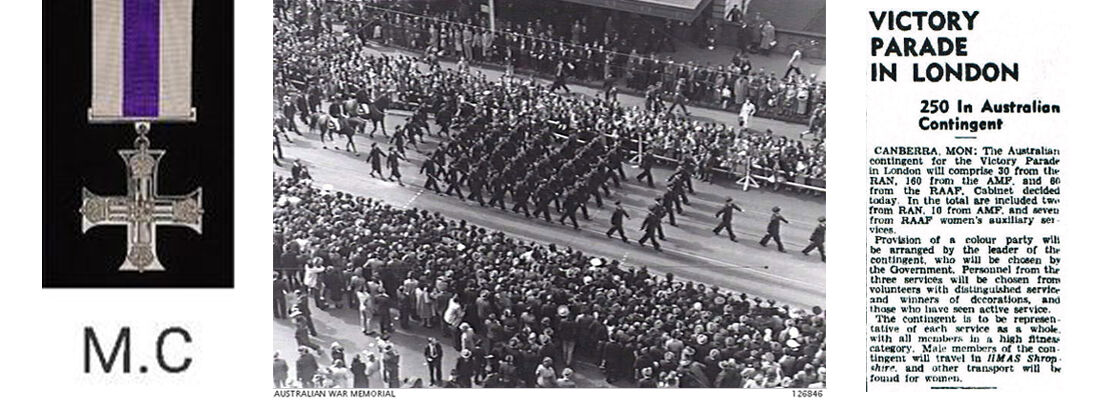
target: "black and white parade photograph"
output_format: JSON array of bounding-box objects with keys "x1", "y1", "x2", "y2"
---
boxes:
[
  {"x1": 272, "y1": 0, "x2": 826, "y2": 389},
  {"x1": 43, "y1": 0, "x2": 234, "y2": 287}
]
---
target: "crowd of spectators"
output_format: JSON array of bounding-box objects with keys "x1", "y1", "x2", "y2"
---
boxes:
[
  {"x1": 273, "y1": 0, "x2": 826, "y2": 127},
  {"x1": 274, "y1": 175, "x2": 826, "y2": 388}
]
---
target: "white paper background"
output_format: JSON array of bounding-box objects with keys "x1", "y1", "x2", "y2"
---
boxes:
[{"x1": 1, "y1": 0, "x2": 1095, "y2": 398}]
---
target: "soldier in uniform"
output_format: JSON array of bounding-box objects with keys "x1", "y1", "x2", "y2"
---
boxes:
[
  {"x1": 638, "y1": 210, "x2": 663, "y2": 251},
  {"x1": 660, "y1": 190, "x2": 679, "y2": 227},
  {"x1": 443, "y1": 162, "x2": 466, "y2": 199},
  {"x1": 389, "y1": 125, "x2": 409, "y2": 156},
  {"x1": 608, "y1": 143, "x2": 626, "y2": 182},
  {"x1": 534, "y1": 182, "x2": 556, "y2": 223},
  {"x1": 328, "y1": 94, "x2": 344, "y2": 118},
  {"x1": 759, "y1": 206, "x2": 790, "y2": 252},
  {"x1": 606, "y1": 201, "x2": 630, "y2": 242},
  {"x1": 636, "y1": 150, "x2": 656, "y2": 188},
  {"x1": 713, "y1": 197, "x2": 744, "y2": 241},
  {"x1": 419, "y1": 156, "x2": 442, "y2": 194},
  {"x1": 510, "y1": 181, "x2": 532, "y2": 218},
  {"x1": 367, "y1": 143, "x2": 386, "y2": 179},
  {"x1": 558, "y1": 187, "x2": 582, "y2": 230},
  {"x1": 385, "y1": 146, "x2": 407, "y2": 186},
  {"x1": 667, "y1": 172, "x2": 689, "y2": 210},
  {"x1": 571, "y1": 182, "x2": 591, "y2": 221},
  {"x1": 648, "y1": 197, "x2": 667, "y2": 240},
  {"x1": 802, "y1": 217, "x2": 826, "y2": 262},
  {"x1": 465, "y1": 165, "x2": 487, "y2": 206},
  {"x1": 585, "y1": 169, "x2": 608, "y2": 208},
  {"x1": 486, "y1": 175, "x2": 509, "y2": 211},
  {"x1": 678, "y1": 158, "x2": 696, "y2": 194}
]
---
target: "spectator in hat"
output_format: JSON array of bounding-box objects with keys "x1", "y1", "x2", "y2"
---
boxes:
[
  {"x1": 273, "y1": 351, "x2": 289, "y2": 388},
  {"x1": 295, "y1": 346, "x2": 319, "y2": 388},
  {"x1": 381, "y1": 344, "x2": 401, "y2": 388},
  {"x1": 454, "y1": 349, "x2": 477, "y2": 387}
]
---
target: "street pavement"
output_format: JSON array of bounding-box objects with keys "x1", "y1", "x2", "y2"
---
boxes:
[{"x1": 272, "y1": 41, "x2": 825, "y2": 389}]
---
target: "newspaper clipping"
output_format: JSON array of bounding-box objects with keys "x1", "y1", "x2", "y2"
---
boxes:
[{"x1": 864, "y1": 7, "x2": 1066, "y2": 390}]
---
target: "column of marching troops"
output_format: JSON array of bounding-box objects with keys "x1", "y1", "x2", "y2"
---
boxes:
[{"x1": 299, "y1": 88, "x2": 827, "y2": 263}]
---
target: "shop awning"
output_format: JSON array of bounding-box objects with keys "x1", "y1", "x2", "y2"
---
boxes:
[{"x1": 556, "y1": 0, "x2": 714, "y2": 22}]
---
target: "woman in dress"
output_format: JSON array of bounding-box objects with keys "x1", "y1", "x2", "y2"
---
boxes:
[{"x1": 415, "y1": 284, "x2": 435, "y2": 327}]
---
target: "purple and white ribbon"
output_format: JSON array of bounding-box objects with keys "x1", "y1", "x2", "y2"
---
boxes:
[{"x1": 91, "y1": 0, "x2": 193, "y2": 122}]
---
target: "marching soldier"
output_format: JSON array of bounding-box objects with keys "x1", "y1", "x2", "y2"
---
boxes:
[
  {"x1": 534, "y1": 182, "x2": 556, "y2": 223},
  {"x1": 638, "y1": 210, "x2": 663, "y2": 251},
  {"x1": 636, "y1": 150, "x2": 656, "y2": 188},
  {"x1": 585, "y1": 169, "x2": 608, "y2": 208},
  {"x1": 443, "y1": 163, "x2": 466, "y2": 199},
  {"x1": 660, "y1": 190, "x2": 679, "y2": 227},
  {"x1": 802, "y1": 217, "x2": 826, "y2": 262},
  {"x1": 465, "y1": 165, "x2": 487, "y2": 206},
  {"x1": 486, "y1": 175, "x2": 509, "y2": 210},
  {"x1": 367, "y1": 143, "x2": 386, "y2": 179},
  {"x1": 558, "y1": 183, "x2": 589, "y2": 229},
  {"x1": 558, "y1": 189, "x2": 581, "y2": 230},
  {"x1": 712, "y1": 197, "x2": 744, "y2": 241},
  {"x1": 648, "y1": 197, "x2": 667, "y2": 240},
  {"x1": 385, "y1": 146, "x2": 407, "y2": 186},
  {"x1": 389, "y1": 126, "x2": 408, "y2": 156},
  {"x1": 571, "y1": 182, "x2": 591, "y2": 221},
  {"x1": 609, "y1": 142, "x2": 626, "y2": 181},
  {"x1": 759, "y1": 206, "x2": 790, "y2": 252},
  {"x1": 510, "y1": 181, "x2": 532, "y2": 218},
  {"x1": 419, "y1": 157, "x2": 442, "y2": 194},
  {"x1": 667, "y1": 173, "x2": 689, "y2": 210},
  {"x1": 606, "y1": 201, "x2": 630, "y2": 242},
  {"x1": 678, "y1": 158, "x2": 696, "y2": 194}
]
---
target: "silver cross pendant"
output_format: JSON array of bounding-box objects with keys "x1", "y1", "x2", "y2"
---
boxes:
[{"x1": 79, "y1": 122, "x2": 203, "y2": 272}]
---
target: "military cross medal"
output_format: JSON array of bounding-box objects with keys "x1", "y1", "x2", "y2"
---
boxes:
[{"x1": 84, "y1": 0, "x2": 202, "y2": 272}]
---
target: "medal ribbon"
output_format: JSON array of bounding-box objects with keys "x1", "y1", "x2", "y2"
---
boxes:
[
  {"x1": 91, "y1": 0, "x2": 193, "y2": 122},
  {"x1": 123, "y1": 0, "x2": 159, "y2": 117}
]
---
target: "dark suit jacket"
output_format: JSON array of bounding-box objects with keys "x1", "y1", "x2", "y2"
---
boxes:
[{"x1": 810, "y1": 225, "x2": 826, "y2": 243}]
